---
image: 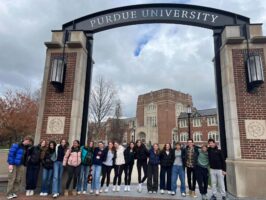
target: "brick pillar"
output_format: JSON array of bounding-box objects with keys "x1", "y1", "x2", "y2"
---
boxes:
[
  {"x1": 34, "y1": 31, "x2": 88, "y2": 146},
  {"x1": 220, "y1": 25, "x2": 266, "y2": 198}
]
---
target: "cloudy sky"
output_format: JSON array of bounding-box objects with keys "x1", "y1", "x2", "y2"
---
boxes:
[{"x1": 0, "y1": 0, "x2": 266, "y2": 117}]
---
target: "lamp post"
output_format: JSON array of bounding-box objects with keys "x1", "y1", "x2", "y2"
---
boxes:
[{"x1": 187, "y1": 106, "x2": 192, "y2": 140}]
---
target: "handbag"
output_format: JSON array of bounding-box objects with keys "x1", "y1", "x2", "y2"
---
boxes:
[{"x1": 87, "y1": 167, "x2": 93, "y2": 184}]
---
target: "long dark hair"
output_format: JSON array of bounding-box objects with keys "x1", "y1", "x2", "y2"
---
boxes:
[
  {"x1": 48, "y1": 141, "x2": 56, "y2": 153},
  {"x1": 71, "y1": 140, "x2": 80, "y2": 151},
  {"x1": 163, "y1": 143, "x2": 172, "y2": 151}
]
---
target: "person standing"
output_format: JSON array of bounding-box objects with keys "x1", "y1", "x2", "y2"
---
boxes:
[
  {"x1": 100, "y1": 141, "x2": 115, "y2": 193},
  {"x1": 159, "y1": 143, "x2": 174, "y2": 195},
  {"x1": 63, "y1": 140, "x2": 81, "y2": 196},
  {"x1": 195, "y1": 144, "x2": 209, "y2": 200},
  {"x1": 40, "y1": 141, "x2": 57, "y2": 196},
  {"x1": 123, "y1": 142, "x2": 135, "y2": 192},
  {"x1": 77, "y1": 141, "x2": 94, "y2": 195},
  {"x1": 135, "y1": 140, "x2": 149, "y2": 193},
  {"x1": 208, "y1": 139, "x2": 226, "y2": 200},
  {"x1": 113, "y1": 141, "x2": 125, "y2": 192},
  {"x1": 184, "y1": 138, "x2": 199, "y2": 198},
  {"x1": 91, "y1": 141, "x2": 106, "y2": 195},
  {"x1": 25, "y1": 141, "x2": 42, "y2": 196},
  {"x1": 171, "y1": 142, "x2": 186, "y2": 197},
  {"x1": 147, "y1": 143, "x2": 160, "y2": 194},
  {"x1": 52, "y1": 139, "x2": 68, "y2": 198},
  {"x1": 6, "y1": 136, "x2": 33, "y2": 199}
]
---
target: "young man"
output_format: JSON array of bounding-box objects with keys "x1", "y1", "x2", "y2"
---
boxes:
[
  {"x1": 6, "y1": 136, "x2": 33, "y2": 199},
  {"x1": 184, "y1": 138, "x2": 198, "y2": 198},
  {"x1": 208, "y1": 139, "x2": 226, "y2": 200}
]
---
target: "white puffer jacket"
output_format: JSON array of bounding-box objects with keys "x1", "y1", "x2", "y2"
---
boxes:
[{"x1": 115, "y1": 145, "x2": 125, "y2": 165}]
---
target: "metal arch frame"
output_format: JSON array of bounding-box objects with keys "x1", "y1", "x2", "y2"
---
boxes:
[{"x1": 61, "y1": 4, "x2": 252, "y2": 160}]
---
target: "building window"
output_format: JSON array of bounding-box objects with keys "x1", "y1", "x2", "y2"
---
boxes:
[
  {"x1": 179, "y1": 119, "x2": 187, "y2": 128},
  {"x1": 208, "y1": 131, "x2": 219, "y2": 142},
  {"x1": 147, "y1": 103, "x2": 156, "y2": 111},
  {"x1": 193, "y1": 118, "x2": 202, "y2": 127},
  {"x1": 180, "y1": 132, "x2": 188, "y2": 142},
  {"x1": 207, "y1": 116, "x2": 217, "y2": 126},
  {"x1": 193, "y1": 132, "x2": 202, "y2": 142},
  {"x1": 146, "y1": 116, "x2": 157, "y2": 127},
  {"x1": 139, "y1": 132, "x2": 146, "y2": 143}
]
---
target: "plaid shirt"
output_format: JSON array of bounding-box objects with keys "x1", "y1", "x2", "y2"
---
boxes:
[{"x1": 186, "y1": 147, "x2": 195, "y2": 168}]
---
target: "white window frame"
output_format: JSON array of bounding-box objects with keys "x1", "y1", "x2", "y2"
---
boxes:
[{"x1": 193, "y1": 131, "x2": 202, "y2": 142}]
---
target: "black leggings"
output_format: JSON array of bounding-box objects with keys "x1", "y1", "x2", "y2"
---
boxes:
[
  {"x1": 66, "y1": 165, "x2": 81, "y2": 190},
  {"x1": 137, "y1": 159, "x2": 148, "y2": 183},
  {"x1": 101, "y1": 164, "x2": 113, "y2": 187},
  {"x1": 113, "y1": 165, "x2": 124, "y2": 186},
  {"x1": 124, "y1": 162, "x2": 134, "y2": 185}
]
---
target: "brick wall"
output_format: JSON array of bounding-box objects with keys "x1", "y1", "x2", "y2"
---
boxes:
[
  {"x1": 232, "y1": 48, "x2": 266, "y2": 159},
  {"x1": 40, "y1": 52, "x2": 77, "y2": 143}
]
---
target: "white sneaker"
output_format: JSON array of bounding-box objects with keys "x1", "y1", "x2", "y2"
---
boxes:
[
  {"x1": 104, "y1": 187, "x2": 109, "y2": 193},
  {"x1": 7, "y1": 194, "x2": 14, "y2": 199},
  {"x1": 30, "y1": 190, "x2": 34, "y2": 196},
  {"x1": 112, "y1": 186, "x2": 116, "y2": 192},
  {"x1": 138, "y1": 184, "x2": 142, "y2": 193},
  {"x1": 99, "y1": 188, "x2": 103, "y2": 193},
  {"x1": 12, "y1": 194, "x2": 17, "y2": 198},
  {"x1": 160, "y1": 189, "x2": 164, "y2": 194},
  {"x1": 148, "y1": 191, "x2": 152, "y2": 194},
  {"x1": 82, "y1": 191, "x2": 87, "y2": 194},
  {"x1": 153, "y1": 191, "x2": 157, "y2": 194},
  {"x1": 90, "y1": 190, "x2": 94, "y2": 194},
  {"x1": 181, "y1": 192, "x2": 186, "y2": 197},
  {"x1": 168, "y1": 191, "x2": 172, "y2": 195},
  {"x1": 95, "y1": 190, "x2": 99, "y2": 195},
  {"x1": 77, "y1": 191, "x2": 81, "y2": 195},
  {"x1": 26, "y1": 190, "x2": 30, "y2": 196},
  {"x1": 43, "y1": 193, "x2": 48, "y2": 196},
  {"x1": 116, "y1": 186, "x2": 120, "y2": 192},
  {"x1": 171, "y1": 191, "x2": 175, "y2": 195},
  {"x1": 124, "y1": 186, "x2": 128, "y2": 192},
  {"x1": 52, "y1": 193, "x2": 58, "y2": 198},
  {"x1": 40, "y1": 192, "x2": 44, "y2": 196},
  {"x1": 128, "y1": 186, "x2": 131, "y2": 191}
]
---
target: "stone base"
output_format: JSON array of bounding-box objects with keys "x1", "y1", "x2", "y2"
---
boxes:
[{"x1": 226, "y1": 159, "x2": 266, "y2": 199}]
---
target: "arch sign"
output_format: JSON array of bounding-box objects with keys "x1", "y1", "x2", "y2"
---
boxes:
[
  {"x1": 62, "y1": 4, "x2": 249, "y2": 33},
  {"x1": 37, "y1": 3, "x2": 266, "y2": 199}
]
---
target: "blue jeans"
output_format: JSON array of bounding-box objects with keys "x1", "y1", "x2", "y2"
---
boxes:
[
  {"x1": 91, "y1": 165, "x2": 102, "y2": 191},
  {"x1": 52, "y1": 161, "x2": 63, "y2": 194},
  {"x1": 41, "y1": 168, "x2": 53, "y2": 193},
  {"x1": 77, "y1": 165, "x2": 90, "y2": 192},
  {"x1": 171, "y1": 165, "x2": 186, "y2": 193}
]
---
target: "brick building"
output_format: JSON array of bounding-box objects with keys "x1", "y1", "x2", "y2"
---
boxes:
[
  {"x1": 136, "y1": 89, "x2": 192, "y2": 146},
  {"x1": 177, "y1": 108, "x2": 220, "y2": 146}
]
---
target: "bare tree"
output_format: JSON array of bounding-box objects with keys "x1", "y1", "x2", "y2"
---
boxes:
[
  {"x1": 108, "y1": 100, "x2": 125, "y2": 143},
  {"x1": 89, "y1": 76, "x2": 117, "y2": 139}
]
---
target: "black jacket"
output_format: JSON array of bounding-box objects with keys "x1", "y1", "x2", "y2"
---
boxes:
[
  {"x1": 135, "y1": 144, "x2": 149, "y2": 161},
  {"x1": 172, "y1": 148, "x2": 186, "y2": 169},
  {"x1": 124, "y1": 147, "x2": 135, "y2": 165},
  {"x1": 184, "y1": 145, "x2": 199, "y2": 168},
  {"x1": 208, "y1": 146, "x2": 226, "y2": 171},
  {"x1": 42, "y1": 149, "x2": 55, "y2": 169},
  {"x1": 25, "y1": 145, "x2": 41, "y2": 166},
  {"x1": 159, "y1": 149, "x2": 174, "y2": 167}
]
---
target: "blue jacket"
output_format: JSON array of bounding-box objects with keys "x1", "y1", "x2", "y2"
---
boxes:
[
  {"x1": 148, "y1": 148, "x2": 160, "y2": 165},
  {"x1": 92, "y1": 147, "x2": 106, "y2": 166},
  {"x1": 7, "y1": 143, "x2": 25, "y2": 166}
]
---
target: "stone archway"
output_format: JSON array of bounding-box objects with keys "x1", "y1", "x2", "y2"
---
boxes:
[{"x1": 35, "y1": 3, "x2": 266, "y2": 198}]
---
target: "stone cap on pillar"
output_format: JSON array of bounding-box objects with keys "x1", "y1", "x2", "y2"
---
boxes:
[
  {"x1": 221, "y1": 26, "x2": 245, "y2": 45},
  {"x1": 250, "y1": 24, "x2": 266, "y2": 43},
  {"x1": 44, "y1": 31, "x2": 87, "y2": 49}
]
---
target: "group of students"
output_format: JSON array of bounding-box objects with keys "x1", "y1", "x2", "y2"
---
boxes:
[{"x1": 6, "y1": 135, "x2": 226, "y2": 200}]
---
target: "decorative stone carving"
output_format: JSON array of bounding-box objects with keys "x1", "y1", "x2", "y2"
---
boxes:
[
  {"x1": 245, "y1": 120, "x2": 266, "y2": 139},
  {"x1": 46, "y1": 116, "x2": 65, "y2": 134}
]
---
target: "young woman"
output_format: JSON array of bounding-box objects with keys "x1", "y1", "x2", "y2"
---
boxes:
[
  {"x1": 135, "y1": 140, "x2": 149, "y2": 193},
  {"x1": 91, "y1": 141, "x2": 106, "y2": 195},
  {"x1": 113, "y1": 141, "x2": 125, "y2": 192},
  {"x1": 52, "y1": 139, "x2": 68, "y2": 198},
  {"x1": 171, "y1": 142, "x2": 186, "y2": 197},
  {"x1": 63, "y1": 140, "x2": 81, "y2": 196},
  {"x1": 40, "y1": 141, "x2": 56, "y2": 196},
  {"x1": 100, "y1": 141, "x2": 115, "y2": 193},
  {"x1": 123, "y1": 142, "x2": 135, "y2": 192},
  {"x1": 77, "y1": 141, "x2": 94, "y2": 194},
  {"x1": 25, "y1": 140, "x2": 43, "y2": 196},
  {"x1": 159, "y1": 143, "x2": 174, "y2": 194},
  {"x1": 195, "y1": 144, "x2": 209, "y2": 200},
  {"x1": 147, "y1": 143, "x2": 160, "y2": 194}
]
